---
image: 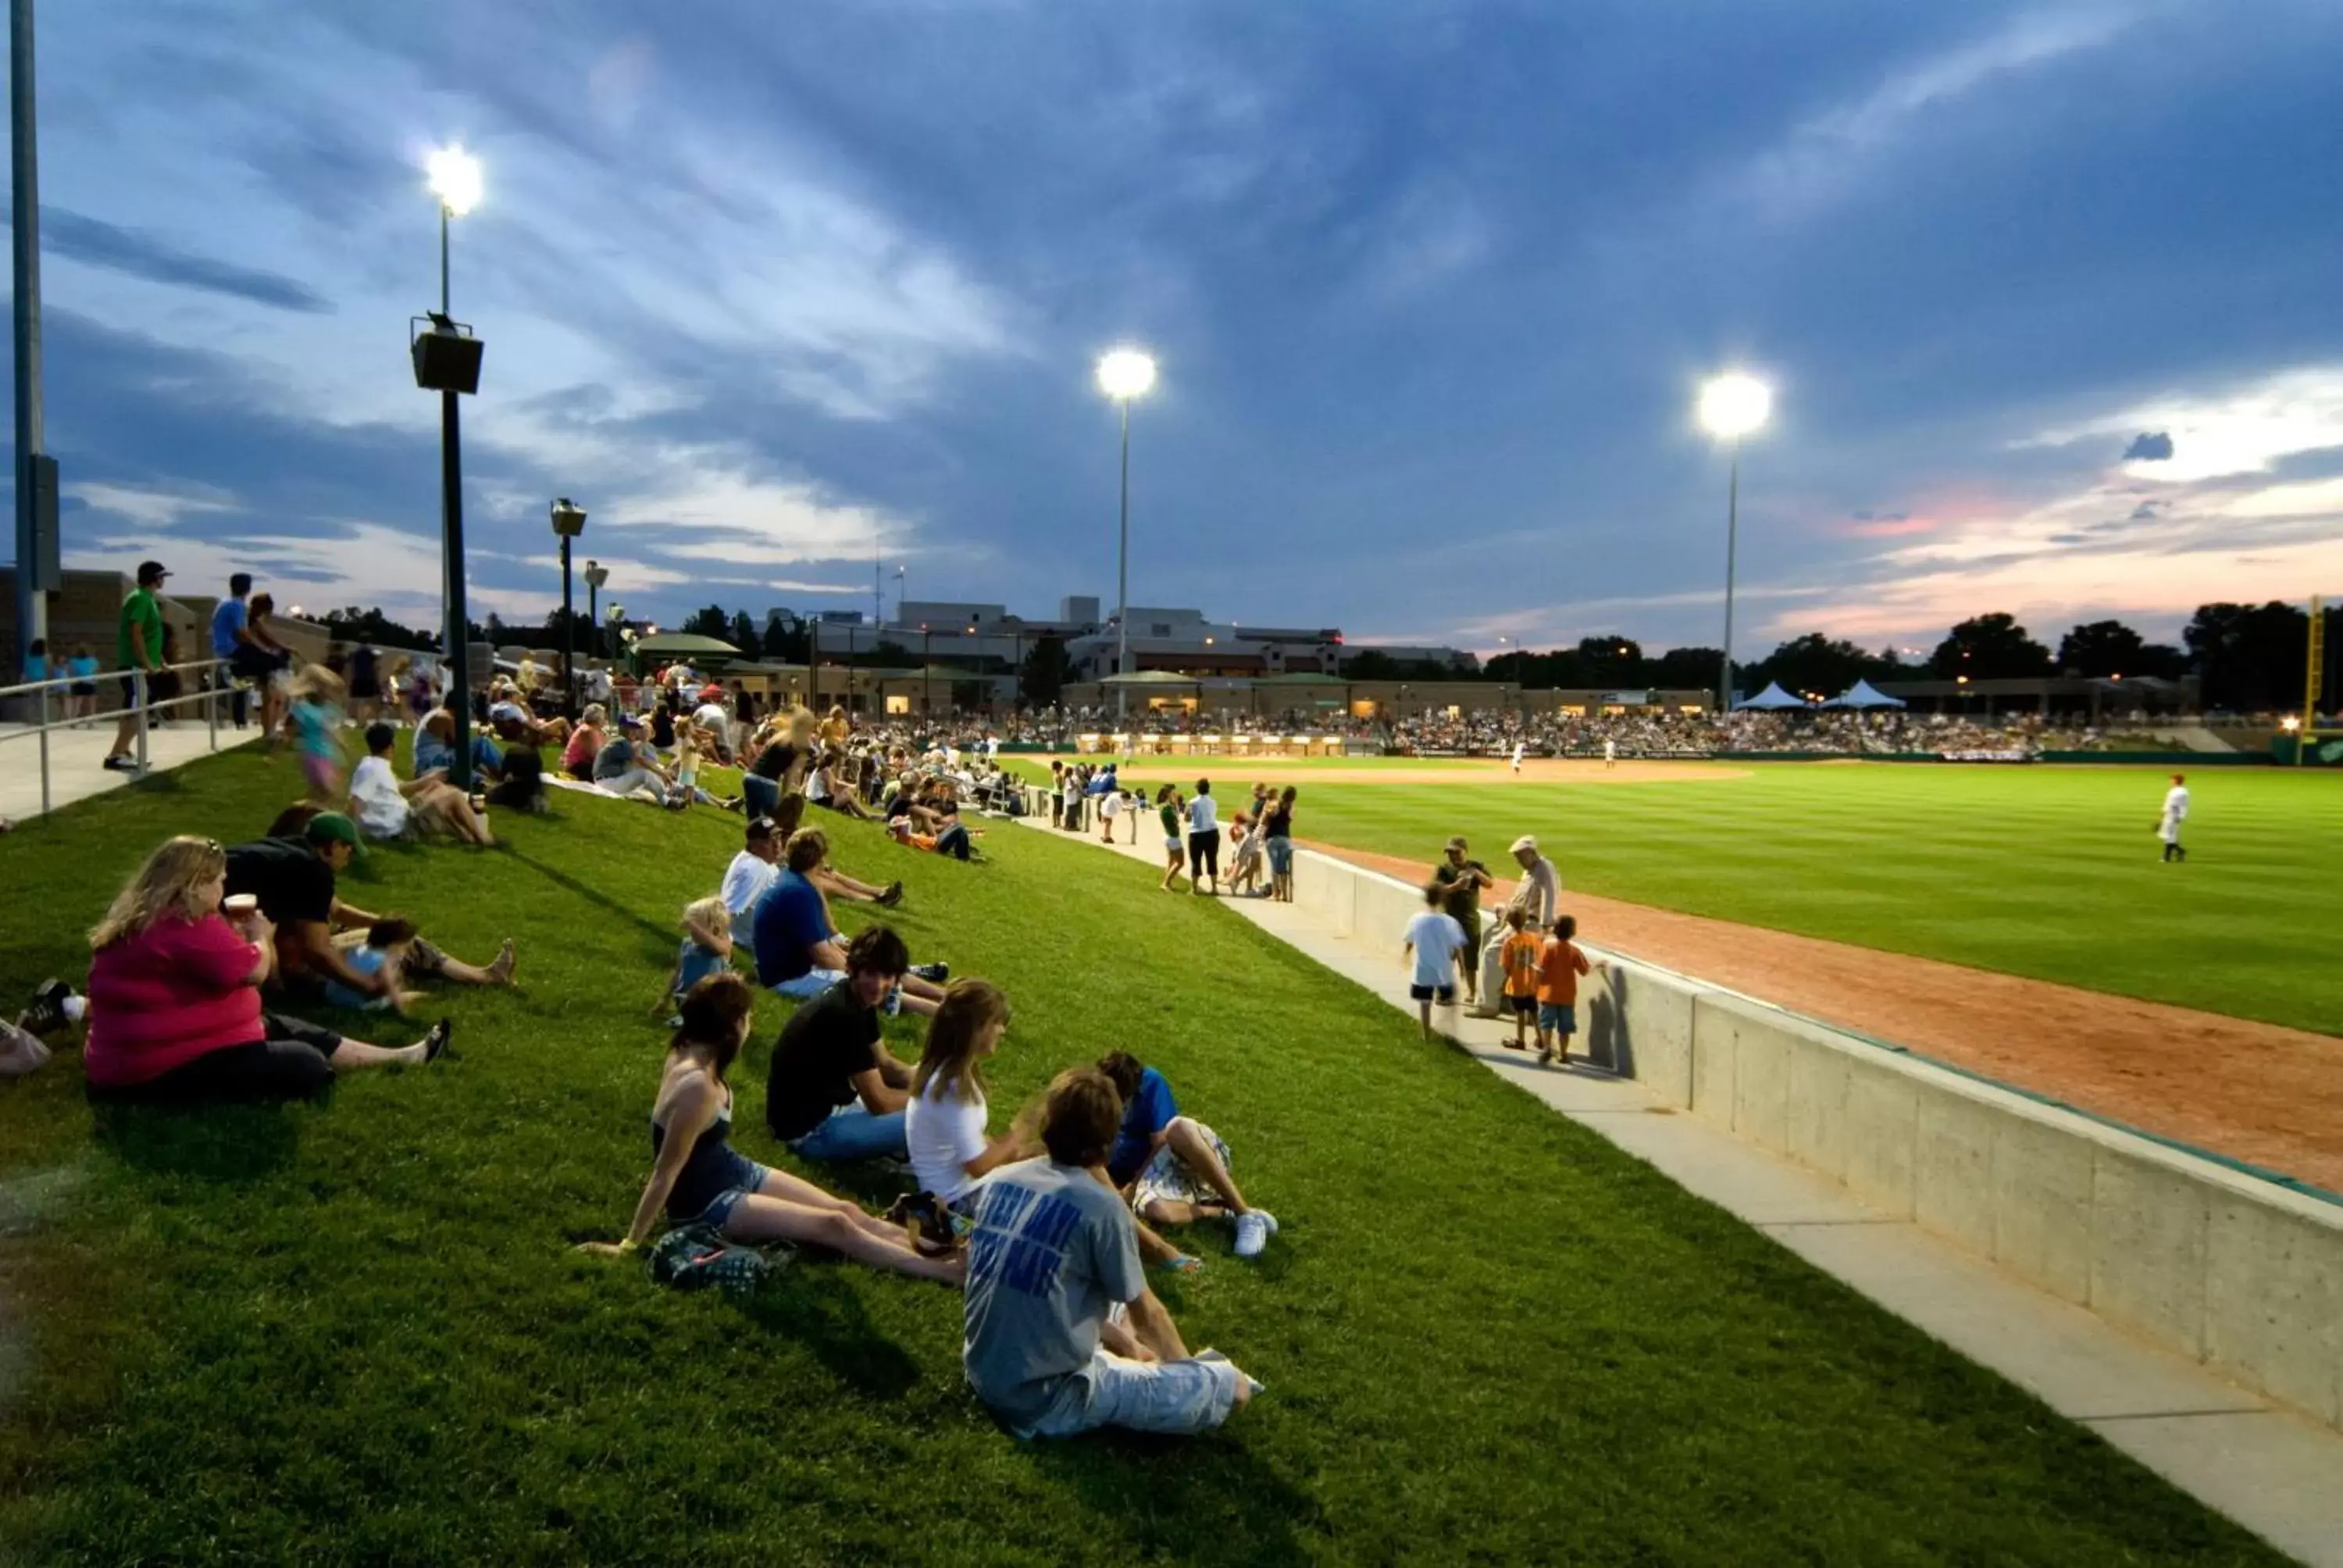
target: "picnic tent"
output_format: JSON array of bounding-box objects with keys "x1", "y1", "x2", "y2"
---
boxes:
[
  {"x1": 1824, "y1": 679, "x2": 1906, "y2": 711},
  {"x1": 1732, "y1": 681, "x2": 1809, "y2": 711}
]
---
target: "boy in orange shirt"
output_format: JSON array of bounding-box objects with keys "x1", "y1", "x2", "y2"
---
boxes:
[
  {"x1": 1496, "y1": 906, "x2": 1542, "y2": 1051},
  {"x1": 1535, "y1": 914, "x2": 1608, "y2": 1067}
]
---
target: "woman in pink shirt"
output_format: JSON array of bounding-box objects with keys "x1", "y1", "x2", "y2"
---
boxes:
[{"x1": 85, "y1": 836, "x2": 451, "y2": 1103}]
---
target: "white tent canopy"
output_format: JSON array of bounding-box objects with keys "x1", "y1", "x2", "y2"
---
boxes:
[
  {"x1": 1733, "y1": 681, "x2": 1809, "y2": 711},
  {"x1": 1824, "y1": 679, "x2": 1907, "y2": 711}
]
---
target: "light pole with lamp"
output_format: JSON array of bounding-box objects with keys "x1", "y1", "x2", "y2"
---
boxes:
[
  {"x1": 550, "y1": 498, "x2": 587, "y2": 715},
  {"x1": 893, "y1": 565, "x2": 906, "y2": 626},
  {"x1": 1696, "y1": 372, "x2": 1772, "y2": 715},
  {"x1": 920, "y1": 623, "x2": 932, "y2": 718},
  {"x1": 583, "y1": 558, "x2": 608, "y2": 657},
  {"x1": 1096, "y1": 347, "x2": 1157, "y2": 719},
  {"x1": 415, "y1": 145, "x2": 484, "y2": 786}
]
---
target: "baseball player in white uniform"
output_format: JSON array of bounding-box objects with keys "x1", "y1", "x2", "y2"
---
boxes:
[{"x1": 2158, "y1": 772, "x2": 2191, "y2": 862}]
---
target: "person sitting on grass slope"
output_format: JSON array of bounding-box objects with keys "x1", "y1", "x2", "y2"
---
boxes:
[
  {"x1": 904, "y1": 978, "x2": 1042, "y2": 1210},
  {"x1": 579, "y1": 972, "x2": 960, "y2": 1284},
  {"x1": 1097, "y1": 1050, "x2": 1278, "y2": 1263},
  {"x1": 348, "y1": 722, "x2": 494, "y2": 846},
  {"x1": 751, "y1": 831, "x2": 936, "y2": 1008},
  {"x1": 763, "y1": 925, "x2": 942, "y2": 1164},
  {"x1": 84, "y1": 835, "x2": 451, "y2": 1103},
  {"x1": 223, "y1": 814, "x2": 517, "y2": 1009},
  {"x1": 962, "y1": 1066, "x2": 1261, "y2": 1440},
  {"x1": 658, "y1": 896, "x2": 735, "y2": 1024}
]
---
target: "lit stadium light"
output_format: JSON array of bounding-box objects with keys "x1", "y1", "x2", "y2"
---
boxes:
[
  {"x1": 427, "y1": 146, "x2": 483, "y2": 216},
  {"x1": 1096, "y1": 348, "x2": 1157, "y2": 401},
  {"x1": 1698, "y1": 372, "x2": 1771, "y2": 440}
]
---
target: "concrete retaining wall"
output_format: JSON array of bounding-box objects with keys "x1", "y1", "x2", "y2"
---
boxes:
[{"x1": 1284, "y1": 843, "x2": 2343, "y2": 1432}]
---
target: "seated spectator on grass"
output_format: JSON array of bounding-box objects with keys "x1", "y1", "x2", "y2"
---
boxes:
[
  {"x1": 762, "y1": 925, "x2": 930, "y2": 1160},
  {"x1": 487, "y1": 683, "x2": 570, "y2": 748},
  {"x1": 562, "y1": 705, "x2": 608, "y2": 781},
  {"x1": 906, "y1": 979, "x2": 1039, "y2": 1206},
  {"x1": 84, "y1": 836, "x2": 451, "y2": 1102},
  {"x1": 658, "y1": 896, "x2": 734, "y2": 1021},
  {"x1": 594, "y1": 715, "x2": 672, "y2": 802},
  {"x1": 350, "y1": 723, "x2": 493, "y2": 845},
  {"x1": 1099, "y1": 1051, "x2": 1277, "y2": 1260},
  {"x1": 690, "y1": 693, "x2": 735, "y2": 761},
  {"x1": 320, "y1": 918, "x2": 432, "y2": 1014},
  {"x1": 751, "y1": 835, "x2": 931, "y2": 1005},
  {"x1": 581, "y1": 973, "x2": 959, "y2": 1279},
  {"x1": 963, "y1": 1066, "x2": 1260, "y2": 1439},
  {"x1": 414, "y1": 702, "x2": 503, "y2": 782},
  {"x1": 224, "y1": 814, "x2": 517, "y2": 1005},
  {"x1": 721, "y1": 815, "x2": 785, "y2": 939},
  {"x1": 672, "y1": 725, "x2": 740, "y2": 811},
  {"x1": 807, "y1": 746, "x2": 876, "y2": 819},
  {"x1": 485, "y1": 746, "x2": 547, "y2": 814}
]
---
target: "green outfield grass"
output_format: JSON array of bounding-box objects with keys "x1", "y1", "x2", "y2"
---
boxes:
[
  {"x1": 1050, "y1": 758, "x2": 2341, "y2": 1035},
  {"x1": 0, "y1": 748, "x2": 2286, "y2": 1564}
]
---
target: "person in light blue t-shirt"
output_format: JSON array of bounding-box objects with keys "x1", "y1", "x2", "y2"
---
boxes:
[
  {"x1": 1402, "y1": 882, "x2": 1469, "y2": 1042},
  {"x1": 660, "y1": 896, "x2": 734, "y2": 1022}
]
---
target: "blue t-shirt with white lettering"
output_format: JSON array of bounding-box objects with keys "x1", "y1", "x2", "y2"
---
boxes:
[
  {"x1": 751, "y1": 869, "x2": 833, "y2": 985},
  {"x1": 1107, "y1": 1067, "x2": 1178, "y2": 1186},
  {"x1": 961, "y1": 1157, "x2": 1145, "y2": 1433}
]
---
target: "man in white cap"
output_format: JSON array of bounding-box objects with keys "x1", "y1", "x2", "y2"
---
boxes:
[{"x1": 1471, "y1": 835, "x2": 1561, "y2": 1016}]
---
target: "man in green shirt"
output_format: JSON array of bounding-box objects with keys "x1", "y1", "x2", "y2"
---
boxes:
[{"x1": 104, "y1": 560, "x2": 170, "y2": 772}]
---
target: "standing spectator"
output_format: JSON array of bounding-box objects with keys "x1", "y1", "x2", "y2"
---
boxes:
[
  {"x1": 209, "y1": 574, "x2": 253, "y2": 728},
  {"x1": 103, "y1": 560, "x2": 169, "y2": 772},
  {"x1": 66, "y1": 643, "x2": 99, "y2": 725},
  {"x1": 244, "y1": 593, "x2": 296, "y2": 743},
  {"x1": 1155, "y1": 785, "x2": 1186, "y2": 892},
  {"x1": 1186, "y1": 779, "x2": 1221, "y2": 896},
  {"x1": 1433, "y1": 838, "x2": 1495, "y2": 1008},
  {"x1": 288, "y1": 666, "x2": 350, "y2": 803},
  {"x1": 1263, "y1": 786, "x2": 1297, "y2": 902},
  {"x1": 1536, "y1": 914, "x2": 1607, "y2": 1067},
  {"x1": 961, "y1": 1067, "x2": 1260, "y2": 1439},
  {"x1": 1402, "y1": 882, "x2": 1469, "y2": 1042},
  {"x1": 346, "y1": 640, "x2": 383, "y2": 725}
]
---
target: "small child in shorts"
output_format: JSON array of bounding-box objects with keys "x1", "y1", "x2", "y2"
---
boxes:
[
  {"x1": 1535, "y1": 914, "x2": 1610, "y2": 1067},
  {"x1": 289, "y1": 666, "x2": 348, "y2": 802},
  {"x1": 659, "y1": 896, "x2": 733, "y2": 1024},
  {"x1": 325, "y1": 918, "x2": 427, "y2": 1014},
  {"x1": 1497, "y1": 906, "x2": 1542, "y2": 1051}
]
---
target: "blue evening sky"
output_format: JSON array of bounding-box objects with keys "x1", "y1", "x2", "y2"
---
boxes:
[{"x1": 11, "y1": 0, "x2": 2343, "y2": 657}]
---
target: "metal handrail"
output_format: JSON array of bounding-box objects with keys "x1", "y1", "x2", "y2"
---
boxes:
[{"x1": 1, "y1": 657, "x2": 230, "y2": 818}]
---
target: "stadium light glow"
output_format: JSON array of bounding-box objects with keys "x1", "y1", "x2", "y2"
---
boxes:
[
  {"x1": 1698, "y1": 372, "x2": 1771, "y2": 440},
  {"x1": 1096, "y1": 348, "x2": 1157, "y2": 401},
  {"x1": 427, "y1": 146, "x2": 483, "y2": 216}
]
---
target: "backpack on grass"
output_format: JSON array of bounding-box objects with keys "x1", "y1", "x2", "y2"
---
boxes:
[{"x1": 646, "y1": 1223, "x2": 787, "y2": 1292}]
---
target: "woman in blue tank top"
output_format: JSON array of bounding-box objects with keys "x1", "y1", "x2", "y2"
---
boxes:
[{"x1": 577, "y1": 972, "x2": 961, "y2": 1283}]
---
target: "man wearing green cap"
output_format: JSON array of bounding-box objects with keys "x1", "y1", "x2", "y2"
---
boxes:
[{"x1": 223, "y1": 814, "x2": 516, "y2": 1003}]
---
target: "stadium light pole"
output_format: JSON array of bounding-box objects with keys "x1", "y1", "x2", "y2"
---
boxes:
[
  {"x1": 1697, "y1": 372, "x2": 1772, "y2": 715},
  {"x1": 426, "y1": 144, "x2": 483, "y2": 785},
  {"x1": 1097, "y1": 347, "x2": 1157, "y2": 719},
  {"x1": 583, "y1": 559, "x2": 608, "y2": 657}
]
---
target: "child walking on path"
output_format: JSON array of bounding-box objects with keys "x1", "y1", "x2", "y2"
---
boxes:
[
  {"x1": 1536, "y1": 914, "x2": 1609, "y2": 1067},
  {"x1": 1497, "y1": 907, "x2": 1542, "y2": 1051},
  {"x1": 1402, "y1": 883, "x2": 1470, "y2": 1043}
]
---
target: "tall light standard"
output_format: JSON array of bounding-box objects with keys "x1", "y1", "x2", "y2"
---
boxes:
[
  {"x1": 893, "y1": 565, "x2": 907, "y2": 625},
  {"x1": 1696, "y1": 372, "x2": 1773, "y2": 714},
  {"x1": 550, "y1": 498, "x2": 587, "y2": 715},
  {"x1": 1097, "y1": 347, "x2": 1157, "y2": 718},
  {"x1": 417, "y1": 144, "x2": 483, "y2": 786},
  {"x1": 583, "y1": 559, "x2": 608, "y2": 657},
  {"x1": 12, "y1": 0, "x2": 55, "y2": 674}
]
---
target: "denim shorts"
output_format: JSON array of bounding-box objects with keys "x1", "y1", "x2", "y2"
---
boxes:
[
  {"x1": 1539, "y1": 1003, "x2": 1578, "y2": 1035},
  {"x1": 676, "y1": 1149, "x2": 772, "y2": 1231},
  {"x1": 1025, "y1": 1349, "x2": 1243, "y2": 1439}
]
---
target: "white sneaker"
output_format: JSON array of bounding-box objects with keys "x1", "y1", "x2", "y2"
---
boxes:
[{"x1": 1233, "y1": 1210, "x2": 1277, "y2": 1259}]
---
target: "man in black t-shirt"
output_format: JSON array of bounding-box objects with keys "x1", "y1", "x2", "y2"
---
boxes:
[
  {"x1": 765, "y1": 925, "x2": 916, "y2": 1163},
  {"x1": 225, "y1": 814, "x2": 394, "y2": 1002}
]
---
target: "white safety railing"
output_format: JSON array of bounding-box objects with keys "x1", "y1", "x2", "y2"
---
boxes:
[{"x1": 0, "y1": 657, "x2": 230, "y2": 818}]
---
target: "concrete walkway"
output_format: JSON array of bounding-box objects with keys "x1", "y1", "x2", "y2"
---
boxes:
[
  {"x1": 0, "y1": 717, "x2": 244, "y2": 823},
  {"x1": 1020, "y1": 812, "x2": 2343, "y2": 1566}
]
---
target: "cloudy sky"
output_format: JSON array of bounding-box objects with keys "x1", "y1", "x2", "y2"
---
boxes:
[{"x1": 12, "y1": 0, "x2": 2343, "y2": 657}]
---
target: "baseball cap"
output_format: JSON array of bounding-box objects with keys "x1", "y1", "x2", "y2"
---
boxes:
[
  {"x1": 305, "y1": 811, "x2": 365, "y2": 853},
  {"x1": 136, "y1": 560, "x2": 169, "y2": 586},
  {"x1": 1510, "y1": 835, "x2": 1539, "y2": 855},
  {"x1": 1445, "y1": 834, "x2": 1468, "y2": 852},
  {"x1": 745, "y1": 815, "x2": 777, "y2": 841}
]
